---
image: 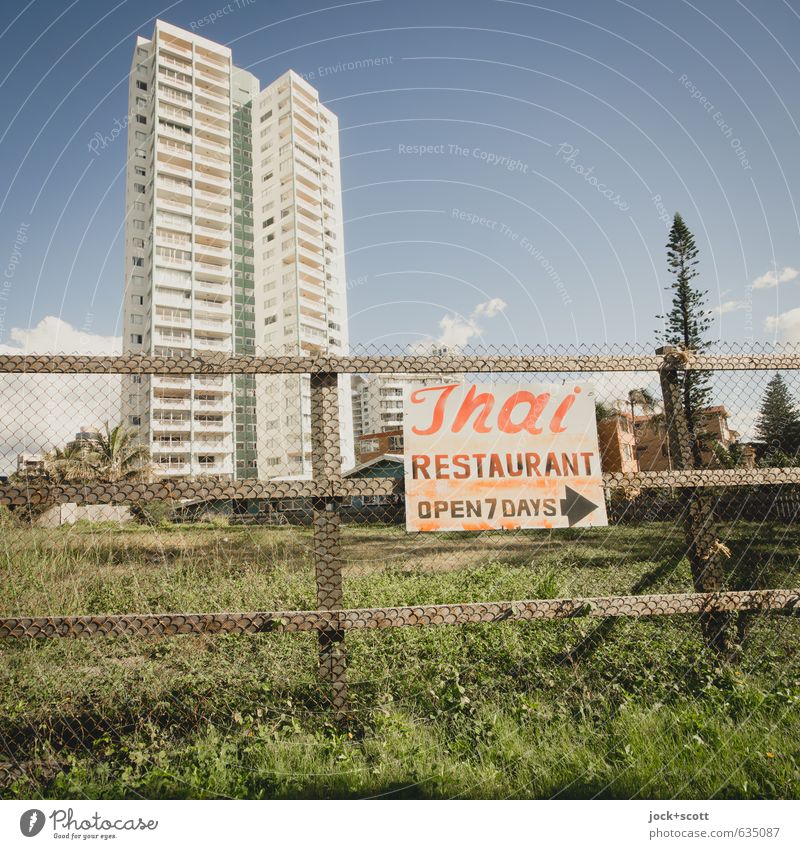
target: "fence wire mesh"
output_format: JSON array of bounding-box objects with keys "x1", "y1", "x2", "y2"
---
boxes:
[{"x1": 1, "y1": 343, "x2": 799, "y2": 796}]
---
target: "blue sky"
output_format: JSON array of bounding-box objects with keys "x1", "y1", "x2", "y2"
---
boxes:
[{"x1": 1, "y1": 0, "x2": 800, "y2": 354}]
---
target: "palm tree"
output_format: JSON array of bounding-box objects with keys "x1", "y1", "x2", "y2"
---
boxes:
[
  {"x1": 624, "y1": 387, "x2": 675, "y2": 470},
  {"x1": 90, "y1": 423, "x2": 151, "y2": 482},
  {"x1": 43, "y1": 441, "x2": 98, "y2": 483}
]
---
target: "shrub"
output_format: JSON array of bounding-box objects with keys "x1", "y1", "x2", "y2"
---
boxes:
[{"x1": 130, "y1": 499, "x2": 176, "y2": 526}]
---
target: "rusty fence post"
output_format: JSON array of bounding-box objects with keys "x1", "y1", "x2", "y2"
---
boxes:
[
  {"x1": 657, "y1": 346, "x2": 732, "y2": 656},
  {"x1": 309, "y1": 371, "x2": 349, "y2": 719}
]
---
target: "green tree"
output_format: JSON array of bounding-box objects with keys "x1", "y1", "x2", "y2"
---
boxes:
[
  {"x1": 755, "y1": 373, "x2": 800, "y2": 463},
  {"x1": 90, "y1": 423, "x2": 151, "y2": 482},
  {"x1": 43, "y1": 441, "x2": 97, "y2": 483},
  {"x1": 43, "y1": 423, "x2": 150, "y2": 484},
  {"x1": 658, "y1": 213, "x2": 713, "y2": 468}
]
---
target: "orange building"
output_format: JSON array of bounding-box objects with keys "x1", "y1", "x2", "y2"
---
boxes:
[
  {"x1": 634, "y1": 405, "x2": 740, "y2": 471},
  {"x1": 597, "y1": 410, "x2": 639, "y2": 474}
]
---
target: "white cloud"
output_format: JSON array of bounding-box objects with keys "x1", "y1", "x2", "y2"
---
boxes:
[
  {"x1": 0, "y1": 315, "x2": 120, "y2": 355},
  {"x1": 765, "y1": 307, "x2": 800, "y2": 342},
  {"x1": 413, "y1": 298, "x2": 508, "y2": 352},
  {"x1": 752, "y1": 265, "x2": 799, "y2": 290},
  {"x1": 711, "y1": 300, "x2": 747, "y2": 315},
  {"x1": 472, "y1": 297, "x2": 507, "y2": 319},
  {"x1": 0, "y1": 317, "x2": 122, "y2": 475}
]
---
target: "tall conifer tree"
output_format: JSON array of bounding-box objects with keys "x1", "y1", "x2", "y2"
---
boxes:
[{"x1": 658, "y1": 213, "x2": 713, "y2": 467}]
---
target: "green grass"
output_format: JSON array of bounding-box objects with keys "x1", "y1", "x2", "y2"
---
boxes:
[{"x1": 1, "y1": 520, "x2": 799, "y2": 799}]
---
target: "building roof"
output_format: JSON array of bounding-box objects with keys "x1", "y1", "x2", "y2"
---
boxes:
[
  {"x1": 343, "y1": 454, "x2": 404, "y2": 478},
  {"x1": 356, "y1": 429, "x2": 403, "y2": 441}
]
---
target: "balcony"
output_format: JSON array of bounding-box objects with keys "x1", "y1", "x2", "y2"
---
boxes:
[
  {"x1": 155, "y1": 253, "x2": 191, "y2": 271},
  {"x1": 158, "y1": 102, "x2": 192, "y2": 126},
  {"x1": 193, "y1": 417, "x2": 231, "y2": 431},
  {"x1": 195, "y1": 244, "x2": 231, "y2": 263},
  {"x1": 153, "y1": 397, "x2": 191, "y2": 411},
  {"x1": 158, "y1": 160, "x2": 192, "y2": 181},
  {"x1": 195, "y1": 172, "x2": 231, "y2": 190},
  {"x1": 195, "y1": 186, "x2": 230, "y2": 205},
  {"x1": 195, "y1": 137, "x2": 230, "y2": 155},
  {"x1": 155, "y1": 234, "x2": 191, "y2": 251},
  {"x1": 152, "y1": 441, "x2": 190, "y2": 452},
  {"x1": 159, "y1": 87, "x2": 192, "y2": 108},
  {"x1": 193, "y1": 336, "x2": 230, "y2": 351},
  {"x1": 193, "y1": 299, "x2": 228, "y2": 317},
  {"x1": 154, "y1": 332, "x2": 191, "y2": 349},
  {"x1": 156, "y1": 197, "x2": 192, "y2": 217},
  {"x1": 194, "y1": 397, "x2": 227, "y2": 410},
  {"x1": 194, "y1": 222, "x2": 230, "y2": 240},
  {"x1": 193, "y1": 439, "x2": 231, "y2": 451},
  {"x1": 297, "y1": 246, "x2": 323, "y2": 270},
  {"x1": 195, "y1": 208, "x2": 231, "y2": 226},
  {"x1": 156, "y1": 181, "x2": 191, "y2": 202},
  {"x1": 194, "y1": 375, "x2": 231, "y2": 391},
  {"x1": 195, "y1": 278, "x2": 231, "y2": 296},
  {"x1": 195, "y1": 149, "x2": 230, "y2": 170},
  {"x1": 154, "y1": 312, "x2": 191, "y2": 329},
  {"x1": 195, "y1": 42, "x2": 229, "y2": 67},
  {"x1": 297, "y1": 232, "x2": 324, "y2": 253},
  {"x1": 157, "y1": 139, "x2": 192, "y2": 161},
  {"x1": 195, "y1": 462, "x2": 234, "y2": 476},
  {"x1": 154, "y1": 462, "x2": 191, "y2": 476},
  {"x1": 158, "y1": 35, "x2": 192, "y2": 60},
  {"x1": 195, "y1": 263, "x2": 231, "y2": 283},
  {"x1": 194, "y1": 316, "x2": 232, "y2": 334},
  {"x1": 159, "y1": 68, "x2": 192, "y2": 93},
  {"x1": 299, "y1": 297, "x2": 326, "y2": 317},
  {"x1": 153, "y1": 419, "x2": 191, "y2": 432},
  {"x1": 153, "y1": 375, "x2": 191, "y2": 389}
]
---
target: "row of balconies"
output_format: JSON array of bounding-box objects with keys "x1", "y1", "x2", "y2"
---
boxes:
[
  {"x1": 152, "y1": 417, "x2": 232, "y2": 431},
  {"x1": 152, "y1": 375, "x2": 231, "y2": 391}
]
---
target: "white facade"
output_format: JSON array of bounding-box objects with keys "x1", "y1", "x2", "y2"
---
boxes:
[
  {"x1": 251, "y1": 70, "x2": 353, "y2": 477},
  {"x1": 122, "y1": 23, "x2": 352, "y2": 479},
  {"x1": 352, "y1": 375, "x2": 449, "y2": 438}
]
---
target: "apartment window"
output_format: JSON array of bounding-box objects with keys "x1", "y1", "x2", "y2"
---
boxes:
[
  {"x1": 134, "y1": 183, "x2": 145, "y2": 194},
  {"x1": 133, "y1": 219, "x2": 145, "y2": 230},
  {"x1": 130, "y1": 334, "x2": 143, "y2": 344},
  {"x1": 129, "y1": 415, "x2": 141, "y2": 426},
  {"x1": 263, "y1": 217, "x2": 274, "y2": 228},
  {"x1": 131, "y1": 275, "x2": 144, "y2": 286},
  {"x1": 264, "y1": 315, "x2": 276, "y2": 325},
  {"x1": 132, "y1": 374, "x2": 142, "y2": 384},
  {"x1": 135, "y1": 131, "x2": 146, "y2": 142},
  {"x1": 134, "y1": 201, "x2": 146, "y2": 211},
  {"x1": 136, "y1": 114, "x2": 147, "y2": 125},
  {"x1": 260, "y1": 110, "x2": 273, "y2": 122},
  {"x1": 132, "y1": 257, "x2": 144, "y2": 267},
  {"x1": 135, "y1": 166, "x2": 146, "y2": 177},
  {"x1": 262, "y1": 172, "x2": 273, "y2": 182},
  {"x1": 135, "y1": 148, "x2": 146, "y2": 159},
  {"x1": 136, "y1": 80, "x2": 148, "y2": 91},
  {"x1": 131, "y1": 314, "x2": 143, "y2": 325},
  {"x1": 132, "y1": 238, "x2": 145, "y2": 249}
]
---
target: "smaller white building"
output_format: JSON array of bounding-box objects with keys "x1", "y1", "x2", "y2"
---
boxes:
[{"x1": 351, "y1": 374, "x2": 451, "y2": 439}]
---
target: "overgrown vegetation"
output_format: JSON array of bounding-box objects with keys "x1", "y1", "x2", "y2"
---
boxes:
[{"x1": 1, "y1": 521, "x2": 798, "y2": 799}]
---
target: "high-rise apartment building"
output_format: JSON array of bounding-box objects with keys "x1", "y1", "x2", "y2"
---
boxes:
[
  {"x1": 121, "y1": 21, "x2": 352, "y2": 479},
  {"x1": 251, "y1": 70, "x2": 352, "y2": 477}
]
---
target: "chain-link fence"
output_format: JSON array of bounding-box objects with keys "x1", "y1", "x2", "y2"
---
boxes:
[{"x1": 1, "y1": 343, "x2": 799, "y2": 789}]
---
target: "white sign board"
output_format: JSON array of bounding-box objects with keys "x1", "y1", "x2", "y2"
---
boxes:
[{"x1": 403, "y1": 382, "x2": 608, "y2": 532}]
